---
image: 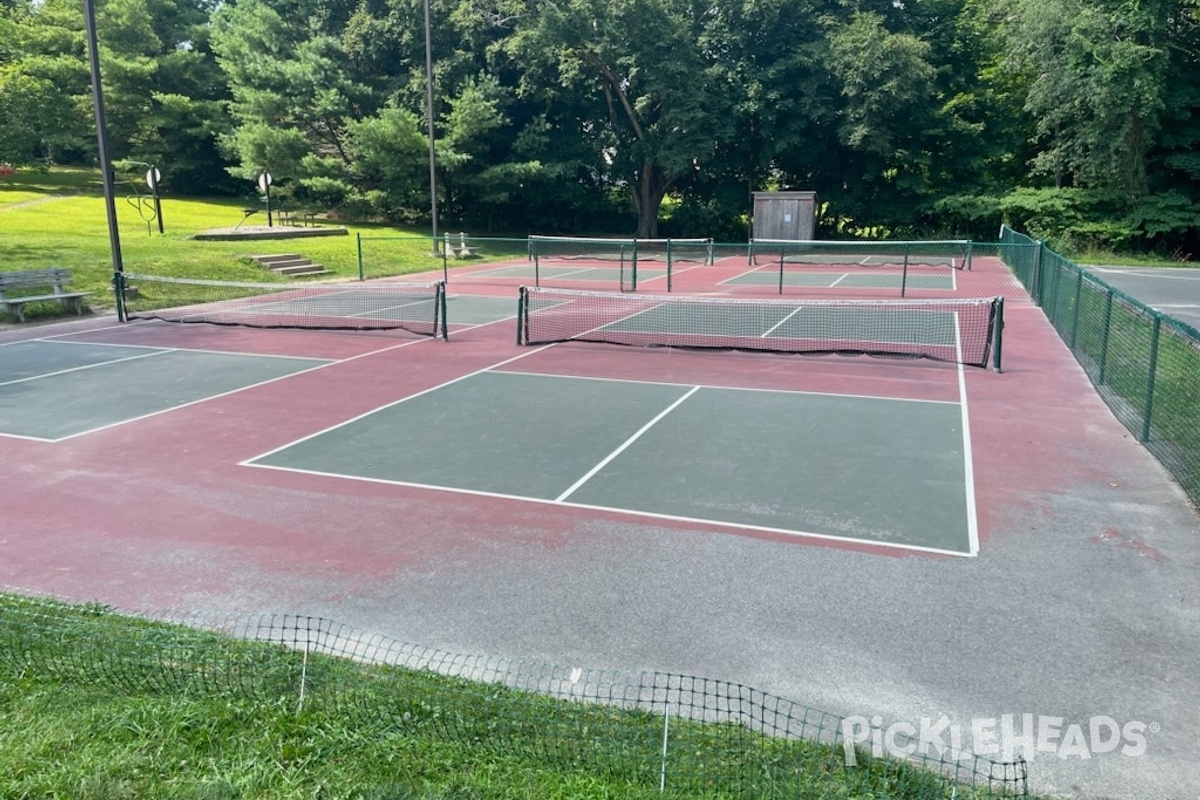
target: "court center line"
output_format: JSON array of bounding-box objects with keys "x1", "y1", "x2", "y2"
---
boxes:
[
  {"x1": 760, "y1": 307, "x2": 804, "y2": 337},
  {"x1": 555, "y1": 385, "x2": 701, "y2": 503},
  {"x1": 0, "y1": 348, "x2": 174, "y2": 387}
]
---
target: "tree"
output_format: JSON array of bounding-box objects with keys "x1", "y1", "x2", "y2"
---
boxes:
[
  {"x1": 497, "y1": 0, "x2": 735, "y2": 237},
  {"x1": 1002, "y1": 0, "x2": 1169, "y2": 198}
]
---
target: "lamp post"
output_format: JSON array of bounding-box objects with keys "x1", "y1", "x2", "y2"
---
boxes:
[
  {"x1": 423, "y1": 0, "x2": 439, "y2": 255},
  {"x1": 82, "y1": 0, "x2": 125, "y2": 318}
]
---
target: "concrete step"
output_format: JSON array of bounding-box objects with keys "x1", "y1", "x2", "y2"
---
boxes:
[
  {"x1": 250, "y1": 253, "x2": 303, "y2": 265},
  {"x1": 249, "y1": 253, "x2": 331, "y2": 277},
  {"x1": 274, "y1": 264, "x2": 332, "y2": 277}
]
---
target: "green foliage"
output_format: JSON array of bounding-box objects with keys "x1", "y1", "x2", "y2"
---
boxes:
[{"x1": 998, "y1": 186, "x2": 1198, "y2": 254}]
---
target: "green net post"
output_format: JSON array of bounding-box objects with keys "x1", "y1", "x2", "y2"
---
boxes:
[
  {"x1": 667, "y1": 248, "x2": 673, "y2": 292},
  {"x1": 965, "y1": 240, "x2": 973, "y2": 271},
  {"x1": 630, "y1": 239, "x2": 638, "y2": 292},
  {"x1": 777, "y1": 243, "x2": 785, "y2": 295},
  {"x1": 534, "y1": 250, "x2": 541, "y2": 287},
  {"x1": 1097, "y1": 288, "x2": 1114, "y2": 384},
  {"x1": 1141, "y1": 315, "x2": 1162, "y2": 442},
  {"x1": 438, "y1": 281, "x2": 448, "y2": 340},
  {"x1": 517, "y1": 286, "x2": 527, "y2": 344},
  {"x1": 900, "y1": 243, "x2": 910, "y2": 298},
  {"x1": 356, "y1": 232, "x2": 365, "y2": 281},
  {"x1": 113, "y1": 271, "x2": 127, "y2": 322},
  {"x1": 992, "y1": 296, "x2": 1004, "y2": 373}
]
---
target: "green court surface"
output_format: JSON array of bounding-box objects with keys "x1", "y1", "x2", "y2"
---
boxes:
[
  {"x1": 602, "y1": 303, "x2": 958, "y2": 344},
  {"x1": 724, "y1": 270, "x2": 955, "y2": 289},
  {"x1": 250, "y1": 370, "x2": 974, "y2": 554},
  {"x1": 0, "y1": 340, "x2": 328, "y2": 440},
  {"x1": 444, "y1": 294, "x2": 519, "y2": 325}
]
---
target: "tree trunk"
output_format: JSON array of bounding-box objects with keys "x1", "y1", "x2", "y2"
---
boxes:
[{"x1": 631, "y1": 162, "x2": 670, "y2": 238}]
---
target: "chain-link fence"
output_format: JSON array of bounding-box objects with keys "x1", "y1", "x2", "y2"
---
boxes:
[
  {"x1": 1, "y1": 592, "x2": 1027, "y2": 798},
  {"x1": 999, "y1": 225, "x2": 1200, "y2": 506}
]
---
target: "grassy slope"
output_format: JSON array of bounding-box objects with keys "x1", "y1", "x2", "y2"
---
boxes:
[{"x1": 0, "y1": 167, "x2": 448, "y2": 320}]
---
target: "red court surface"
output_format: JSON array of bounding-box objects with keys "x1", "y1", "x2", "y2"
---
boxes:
[{"x1": 2, "y1": 253, "x2": 1199, "y2": 799}]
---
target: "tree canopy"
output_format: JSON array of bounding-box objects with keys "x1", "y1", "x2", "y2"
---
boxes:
[{"x1": 4, "y1": 0, "x2": 1200, "y2": 252}]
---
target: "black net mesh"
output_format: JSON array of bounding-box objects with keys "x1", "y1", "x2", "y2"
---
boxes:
[
  {"x1": 518, "y1": 286, "x2": 1002, "y2": 368},
  {"x1": 121, "y1": 273, "x2": 447, "y2": 338}
]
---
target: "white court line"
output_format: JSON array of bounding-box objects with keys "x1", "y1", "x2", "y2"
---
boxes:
[
  {"x1": 1088, "y1": 266, "x2": 1200, "y2": 281},
  {"x1": 38, "y1": 338, "x2": 330, "y2": 362},
  {"x1": 953, "y1": 312, "x2": 980, "y2": 556},
  {"x1": 760, "y1": 308, "x2": 804, "y2": 337},
  {"x1": 556, "y1": 386, "x2": 700, "y2": 502},
  {"x1": 18, "y1": 334, "x2": 435, "y2": 443},
  {"x1": 0, "y1": 348, "x2": 173, "y2": 387},
  {"x1": 495, "y1": 368, "x2": 960, "y2": 405},
  {"x1": 828, "y1": 273, "x2": 851, "y2": 287},
  {"x1": 241, "y1": 463, "x2": 975, "y2": 558}
]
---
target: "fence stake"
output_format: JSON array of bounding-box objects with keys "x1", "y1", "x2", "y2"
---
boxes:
[
  {"x1": 297, "y1": 643, "x2": 309, "y2": 714},
  {"x1": 659, "y1": 705, "x2": 671, "y2": 793},
  {"x1": 1141, "y1": 316, "x2": 1162, "y2": 443}
]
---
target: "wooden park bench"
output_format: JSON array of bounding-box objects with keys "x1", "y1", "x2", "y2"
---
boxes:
[{"x1": 0, "y1": 268, "x2": 91, "y2": 323}]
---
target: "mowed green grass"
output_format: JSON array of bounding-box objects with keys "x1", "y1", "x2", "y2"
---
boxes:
[
  {"x1": 0, "y1": 595, "x2": 1038, "y2": 800},
  {"x1": 0, "y1": 167, "x2": 455, "y2": 321}
]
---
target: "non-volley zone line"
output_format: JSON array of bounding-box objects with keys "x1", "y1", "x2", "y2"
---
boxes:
[{"x1": 246, "y1": 368, "x2": 979, "y2": 556}]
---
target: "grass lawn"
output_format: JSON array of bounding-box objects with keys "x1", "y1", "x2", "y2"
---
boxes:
[
  {"x1": 0, "y1": 167, "x2": 456, "y2": 322},
  {"x1": 0, "y1": 594, "x2": 1035, "y2": 800}
]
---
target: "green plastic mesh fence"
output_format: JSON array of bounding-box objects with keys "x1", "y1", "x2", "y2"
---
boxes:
[{"x1": 0, "y1": 592, "x2": 1027, "y2": 799}]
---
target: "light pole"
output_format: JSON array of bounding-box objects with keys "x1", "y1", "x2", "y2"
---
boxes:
[
  {"x1": 82, "y1": 0, "x2": 126, "y2": 318},
  {"x1": 423, "y1": 0, "x2": 440, "y2": 255}
]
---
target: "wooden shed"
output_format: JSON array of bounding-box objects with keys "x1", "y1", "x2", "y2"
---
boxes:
[{"x1": 751, "y1": 191, "x2": 817, "y2": 241}]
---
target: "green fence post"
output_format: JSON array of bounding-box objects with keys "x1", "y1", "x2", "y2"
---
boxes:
[
  {"x1": 899, "y1": 243, "x2": 910, "y2": 298},
  {"x1": 965, "y1": 240, "x2": 973, "y2": 272},
  {"x1": 1097, "y1": 289, "x2": 1114, "y2": 384},
  {"x1": 1069, "y1": 269, "x2": 1084, "y2": 350},
  {"x1": 356, "y1": 232, "x2": 364, "y2": 281},
  {"x1": 442, "y1": 234, "x2": 449, "y2": 284},
  {"x1": 1032, "y1": 240, "x2": 1044, "y2": 306},
  {"x1": 1141, "y1": 315, "x2": 1162, "y2": 443}
]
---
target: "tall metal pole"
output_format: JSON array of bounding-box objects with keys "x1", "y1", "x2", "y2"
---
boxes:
[
  {"x1": 423, "y1": 0, "x2": 440, "y2": 255},
  {"x1": 83, "y1": 0, "x2": 126, "y2": 319}
]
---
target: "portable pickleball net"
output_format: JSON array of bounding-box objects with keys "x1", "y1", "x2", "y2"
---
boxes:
[{"x1": 517, "y1": 286, "x2": 1004, "y2": 370}]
